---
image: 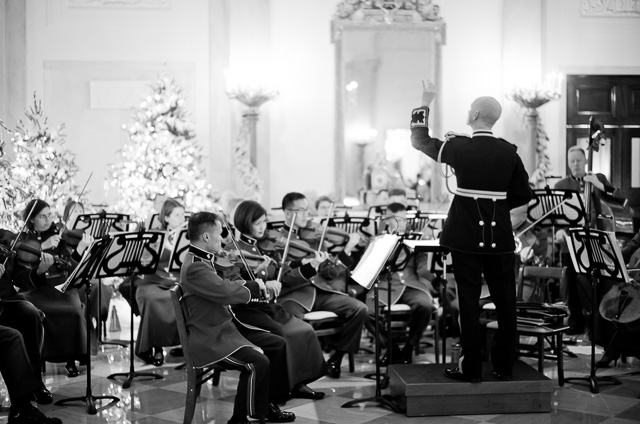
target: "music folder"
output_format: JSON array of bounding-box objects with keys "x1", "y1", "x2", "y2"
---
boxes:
[{"x1": 351, "y1": 234, "x2": 400, "y2": 290}]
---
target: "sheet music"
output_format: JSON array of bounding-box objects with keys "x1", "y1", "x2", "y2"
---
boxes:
[
  {"x1": 566, "y1": 228, "x2": 630, "y2": 282},
  {"x1": 351, "y1": 234, "x2": 400, "y2": 290}
]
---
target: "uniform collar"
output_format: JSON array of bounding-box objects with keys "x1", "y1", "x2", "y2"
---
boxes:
[
  {"x1": 472, "y1": 130, "x2": 494, "y2": 137},
  {"x1": 188, "y1": 244, "x2": 216, "y2": 261},
  {"x1": 239, "y1": 233, "x2": 257, "y2": 245}
]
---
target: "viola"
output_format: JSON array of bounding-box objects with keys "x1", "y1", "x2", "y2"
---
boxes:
[
  {"x1": 12, "y1": 239, "x2": 72, "y2": 270},
  {"x1": 298, "y1": 222, "x2": 350, "y2": 252},
  {"x1": 218, "y1": 248, "x2": 272, "y2": 270}
]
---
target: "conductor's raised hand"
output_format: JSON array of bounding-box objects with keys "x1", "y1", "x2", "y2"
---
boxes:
[{"x1": 421, "y1": 79, "x2": 437, "y2": 106}]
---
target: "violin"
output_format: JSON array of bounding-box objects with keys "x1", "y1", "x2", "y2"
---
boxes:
[
  {"x1": 298, "y1": 221, "x2": 350, "y2": 253},
  {"x1": 216, "y1": 248, "x2": 273, "y2": 271},
  {"x1": 257, "y1": 229, "x2": 317, "y2": 260}
]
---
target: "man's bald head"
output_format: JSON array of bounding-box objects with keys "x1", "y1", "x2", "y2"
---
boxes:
[{"x1": 467, "y1": 96, "x2": 502, "y2": 130}]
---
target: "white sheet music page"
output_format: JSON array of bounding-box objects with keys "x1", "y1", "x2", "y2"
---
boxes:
[{"x1": 351, "y1": 234, "x2": 400, "y2": 290}]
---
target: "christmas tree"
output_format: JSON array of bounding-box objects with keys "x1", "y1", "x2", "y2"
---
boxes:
[
  {"x1": 109, "y1": 74, "x2": 215, "y2": 219},
  {"x1": 1, "y1": 95, "x2": 82, "y2": 231}
]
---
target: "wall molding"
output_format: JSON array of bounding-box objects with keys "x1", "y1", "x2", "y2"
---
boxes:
[
  {"x1": 582, "y1": 0, "x2": 640, "y2": 17},
  {"x1": 65, "y1": 0, "x2": 170, "y2": 9}
]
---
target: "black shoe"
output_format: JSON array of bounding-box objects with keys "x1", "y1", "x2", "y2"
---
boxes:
[
  {"x1": 399, "y1": 344, "x2": 413, "y2": 364},
  {"x1": 136, "y1": 350, "x2": 156, "y2": 365},
  {"x1": 290, "y1": 384, "x2": 325, "y2": 400},
  {"x1": 65, "y1": 361, "x2": 79, "y2": 378},
  {"x1": 33, "y1": 385, "x2": 53, "y2": 405},
  {"x1": 326, "y1": 358, "x2": 341, "y2": 378},
  {"x1": 492, "y1": 371, "x2": 512, "y2": 381},
  {"x1": 169, "y1": 347, "x2": 184, "y2": 357},
  {"x1": 8, "y1": 404, "x2": 62, "y2": 424},
  {"x1": 152, "y1": 348, "x2": 164, "y2": 366},
  {"x1": 595, "y1": 350, "x2": 620, "y2": 368},
  {"x1": 265, "y1": 403, "x2": 295, "y2": 423},
  {"x1": 444, "y1": 367, "x2": 481, "y2": 383}
]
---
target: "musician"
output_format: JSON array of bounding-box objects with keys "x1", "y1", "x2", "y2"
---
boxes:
[
  {"x1": 180, "y1": 212, "x2": 295, "y2": 424},
  {"x1": 388, "y1": 188, "x2": 408, "y2": 206},
  {"x1": 314, "y1": 196, "x2": 333, "y2": 219},
  {"x1": 555, "y1": 145, "x2": 626, "y2": 334},
  {"x1": 13, "y1": 199, "x2": 94, "y2": 378},
  {"x1": 134, "y1": 197, "x2": 183, "y2": 366},
  {"x1": 411, "y1": 81, "x2": 533, "y2": 382},
  {"x1": 0, "y1": 230, "x2": 51, "y2": 405},
  {"x1": 228, "y1": 200, "x2": 326, "y2": 400},
  {"x1": 368, "y1": 202, "x2": 435, "y2": 364},
  {"x1": 273, "y1": 192, "x2": 368, "y2": 378}
]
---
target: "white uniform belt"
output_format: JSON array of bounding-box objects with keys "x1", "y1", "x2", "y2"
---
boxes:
[{"x1": 455, "y1": 188, "x2": 507, "y2": 200}]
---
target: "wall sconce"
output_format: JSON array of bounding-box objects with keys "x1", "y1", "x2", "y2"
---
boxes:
[
  {"x1": 225, "y1": 68, "x2": 279, "y2": 202},
  {"x1": 507, "y1": 71, "x2": 563, "y2": 187}
]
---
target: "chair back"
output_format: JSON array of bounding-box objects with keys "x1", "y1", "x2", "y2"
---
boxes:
[
  {"x1": 325, "y1": 215, "x2": 377, "y2": 236},
  {"x1": 170, "y1": 284, "x2": 195, "y2": 369},
  {"x1": 517, "y1": 266, "x2": 567, "y2": 302}
]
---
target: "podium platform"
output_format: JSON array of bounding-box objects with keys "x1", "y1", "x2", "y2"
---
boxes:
[{"x1": 389, "y1": 361, "x2": 552, "y2": 416}]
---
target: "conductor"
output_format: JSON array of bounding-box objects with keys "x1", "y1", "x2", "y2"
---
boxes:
[{"x1": 410, "y1": 81, "x2": 533, "y2": 382}]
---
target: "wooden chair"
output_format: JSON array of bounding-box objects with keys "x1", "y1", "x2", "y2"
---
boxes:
[
  {"x1": 485, "y1": 266, "x2": 569, "y2": 385},
  {"x1": 170, "y1": 284, "x2": 224, "y2": 424},
  {"x1": 303, "y1": 311, "x2": 355, "y2": 372}
]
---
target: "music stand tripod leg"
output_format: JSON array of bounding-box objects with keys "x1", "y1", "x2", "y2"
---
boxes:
[
  {"x1": 55, "y1": 278, "x2": 120, "y2": 414},
  {"x1": 107, "y1": 271, "x2": 163, "y2": 389},
  {"x1": 342, "y1": 273, "x2": 402, "y2": 413}
]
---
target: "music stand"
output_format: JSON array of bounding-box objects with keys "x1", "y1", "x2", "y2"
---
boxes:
[
  {"x1": 54, "y1": 237, "x2": 120, "y2": 414},
  {"x1": 103, "y1": 231, "x2": 166, "y2": 389},
  {"x1": 342, "y1": 234, "x2": 403, "y2": 413},
  {"x1": 564, "y1": 228, "x2": 625, "y2": 393},
  {"x1": 73, "y1": 212, "x2": 131, "y2": 349}
]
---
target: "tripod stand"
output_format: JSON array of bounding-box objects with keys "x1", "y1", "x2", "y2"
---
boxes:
[
  {"x1": 103, "y1": 230, "x2": 166, "y2": 389},
  {"x1": 54, "y1": 237, "x2": 119, "y2": 414},
  {"x1": 564, "y1": 227, "x2": 626, "y2": 393},
  {"x1": 342, "y1": 234, "x2": 402, "y2": 413}
]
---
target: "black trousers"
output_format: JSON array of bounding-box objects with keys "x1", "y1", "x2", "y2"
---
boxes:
[
  {"x1": 0, "y1": 325, "x2": 41, "y2": 402},
  {"x1": 451, "y1": 251, "x2": 517, "y2": 378},
  {"x1": 220, "y1": 345, "x2": 271, "y2": 419},
  {"x1": 0, "y1": 299, "x2": 44, "y2": 378}
]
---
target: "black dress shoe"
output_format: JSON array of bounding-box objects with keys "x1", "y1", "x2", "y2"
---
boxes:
[
  {"x1": 152, "y1": 348, "x2": 164, "y2": 366},
  {"x1": 227, "y1": 415, "x2": 261, "y2": 424},
  {"x1": 136, "y1": 350, "x2": 156, "y2": 365},
  {"x1": 33, "y1": 385, "x2": 53, "y2": 404},
  {"x1": 169, "y1": 347, "x2": 184, "y2": 357},
  {"x1": 492, "y1": 371, "x2": 512, "y2": 381},
  {"x1": 265, "y1": 403, "x2": 295, "y2": 423},
  {"x1": 290, "y1": 384, "x2": 325, "y2": 400},
  {"x1": 444, "y1": 367, "x2": 481, "y2": 383},
  {"x1": 65, "y1": 361, "x2": 79, "y2": 378},
  {"x1": 595, "y1": 350, "x2": 620, "y2": 368},
  {"x1": 326, "y1": 359, "x2": 341, "y2": 378}
]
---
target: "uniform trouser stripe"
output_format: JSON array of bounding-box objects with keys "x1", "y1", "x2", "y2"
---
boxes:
[{"x1": 221, "y1": 348, "x2": 269, "y2": 418}]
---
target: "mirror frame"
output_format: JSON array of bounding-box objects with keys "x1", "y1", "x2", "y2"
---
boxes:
[{"x1": 331, "y1": 9, "x2": 446, "y2": 203}]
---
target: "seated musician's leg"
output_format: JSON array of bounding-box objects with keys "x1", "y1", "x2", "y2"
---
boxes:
[{"x1": 399, "y1": 288, "x2": 434, "y2": 363}]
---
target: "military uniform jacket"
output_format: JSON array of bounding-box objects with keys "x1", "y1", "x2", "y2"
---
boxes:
[
  {"x1": 411, "y1": 106, "x2": 533, "y2": 254},
  {"x1": 269, "y1": 226, "x2": 353, "y2": 311},
  {"x1": 179, "y1": 245, "x2": 266, "y2": 368}
]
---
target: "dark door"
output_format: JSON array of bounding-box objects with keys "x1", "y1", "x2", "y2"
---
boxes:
[{"x1": 566, "y1": 75, "x2": 640, "y2": 214}]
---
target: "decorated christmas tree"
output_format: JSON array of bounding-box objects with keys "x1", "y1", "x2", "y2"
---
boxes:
[
  {"x1": 0, "y1": 95, "x2": 82, "y2": 231},
  {"x1": 109, "y1": 74, "x2": 215, "y2": 219}
]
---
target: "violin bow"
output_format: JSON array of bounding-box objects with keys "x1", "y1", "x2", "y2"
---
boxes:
[
  {"x1": 217, "y1": 210, "x2": 257, "y2": 281},
  {"x1": 2, "y1": 201, "x2": 39, "y2": 266},
  {"x1": 317, "y1": 201, "x2": 335, "y2": 253},
  {"x1": 276, "y1": 211, "x2": 298, "y2": 283},
  {"x1": 58, "y1": 172, "x2": 93, "y2": 235}
]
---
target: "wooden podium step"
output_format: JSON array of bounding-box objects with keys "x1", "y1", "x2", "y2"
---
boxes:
[{"x1": 388, "y1": 361, "x2": 552, "y2": 416}]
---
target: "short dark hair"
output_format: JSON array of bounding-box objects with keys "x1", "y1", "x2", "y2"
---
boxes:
[
  {"x1": 315, "y1": 195, "x2": 333, "y2": 211},
  {"x1": 388, "y1": 188, "x2": 407, "y2": 198},
  {"x1": 282, "y1": 192, "x2": 306, "y2": 211},
  {"x1": 159, "y1": 198, "x2": 184, "y2": 230},
  {"x1": 188, "y1": 212, "x2": 220, "y2": 241},
  {"x1": 234, "y1": 200, "x2": 267, "y2": 235},
  {"x1": 387, "y1": 202, "x2": 406, "y2": 214},
  {"x1": 23, "y1": 199, "x2": 50, "y2": 229}
]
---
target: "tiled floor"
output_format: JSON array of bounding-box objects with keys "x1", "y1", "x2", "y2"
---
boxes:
[{"x1": 1, "y1": 310, "x2": 639, "y2": 423}]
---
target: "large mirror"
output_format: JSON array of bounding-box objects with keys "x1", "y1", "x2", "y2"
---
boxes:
[{"x1": 332, "y1": 2, "x2": 445, "y2": 207}]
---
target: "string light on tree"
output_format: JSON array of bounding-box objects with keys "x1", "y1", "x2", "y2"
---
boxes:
[{"x1": 109, "y1": 74, "x2": 216, "y2": 219}]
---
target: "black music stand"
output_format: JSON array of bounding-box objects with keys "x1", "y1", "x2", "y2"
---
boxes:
[
  {"x1": 564, "y1": 228, "x2": 625, "y2": 393},
  {"x1": 342, "y1": 234, "x2": 403, "y2": 413},
  {"x1": 54, "y1": 237, "x2": 120, "y2": 414},
  {"x1": 103, "y1": 231, "x2": 166, "y2": 389},
  {"x1": 73, "y1": 212, "x2": 131, "y2": 349}
]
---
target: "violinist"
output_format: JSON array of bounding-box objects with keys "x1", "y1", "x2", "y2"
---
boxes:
[
  {"x1": 368, "y1": 202, "x2": 435, "y2": 364},
  {"x1": 273, "y1": 192, "x2": 368, "y2": 379},
  {"x1": 314, "y1": 196, "x2": 333, "y2": 222},
  {"x1": 12, "y1": 199, "x2": 93, "y2": 378},
  {"x1": 180, "y1": 212, "x2": 295, "y2": 424},
  {"x1": 555, "y1": 146, "x2": 626, "y2": 335},
  {"x1": 134, "y1": 197, "x2": 184, "y2": 366},
  {"x1": 0, "y1": 229, "x2": 52, "y2": 405},
  {"x1": 228, "y1": 200, "x2": 326, "y2": 400}
]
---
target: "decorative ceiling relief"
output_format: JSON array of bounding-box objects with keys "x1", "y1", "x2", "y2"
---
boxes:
[{"x1": 581, "y1": 0, "x2": 640, "y2": 17}]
